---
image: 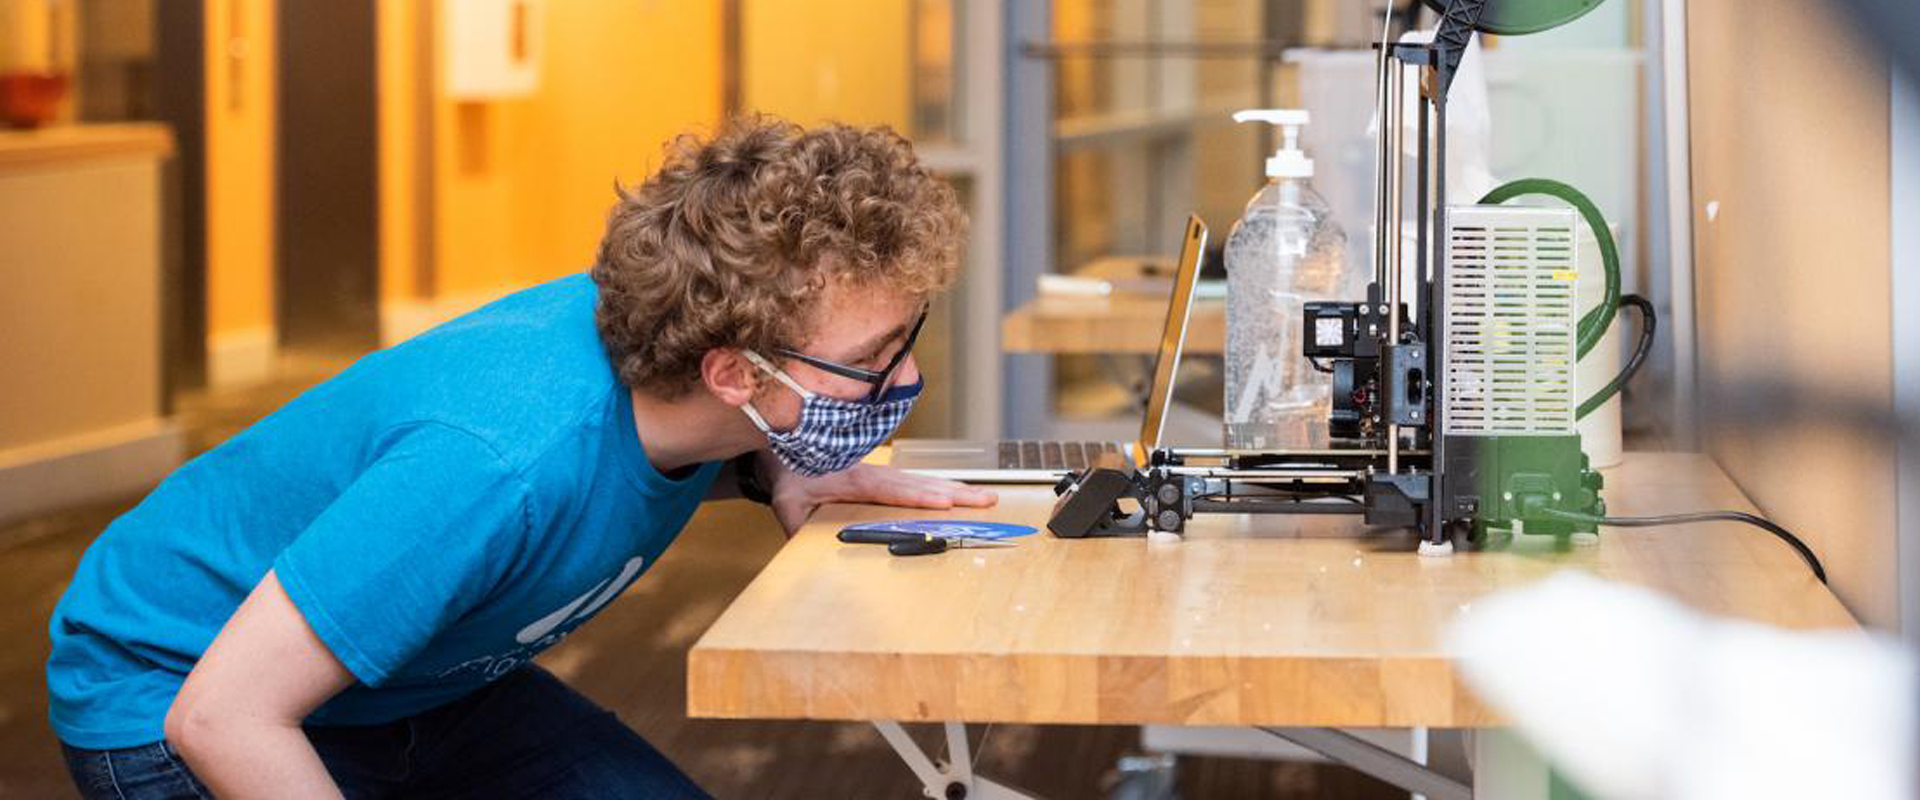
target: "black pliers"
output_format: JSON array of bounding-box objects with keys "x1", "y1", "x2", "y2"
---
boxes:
[{"x1": 836, "y1": 528, "x2": 1018, "y2": 556}]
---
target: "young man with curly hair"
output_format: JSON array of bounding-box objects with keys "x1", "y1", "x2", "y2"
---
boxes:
[{"x1": 45, "y1": 117, "x2": 996, "y2": 799}]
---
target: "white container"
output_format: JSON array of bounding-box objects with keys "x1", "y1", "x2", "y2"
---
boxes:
[{"x1": 1574, "y1": 224, "x2": 1623, "y2": 467}]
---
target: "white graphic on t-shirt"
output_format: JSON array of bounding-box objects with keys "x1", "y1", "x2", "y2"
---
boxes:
[
  {"x1": 514, "y1": 556, "x2": 645, "y2": 643},
  {"x1": 434, "y1": 555, "x2": 646, "y2": 680}
]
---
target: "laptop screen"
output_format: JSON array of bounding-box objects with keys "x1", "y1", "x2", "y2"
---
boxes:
[{"x1": 1132, "y1": 216, "x2": 1208, "y2": 466}]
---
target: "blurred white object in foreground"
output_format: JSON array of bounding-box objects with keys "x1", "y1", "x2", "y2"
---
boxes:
[{"x1": 1448, "y1": 571, "x2": 1915, "y2": 800}]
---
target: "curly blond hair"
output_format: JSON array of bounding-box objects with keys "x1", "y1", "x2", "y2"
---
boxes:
[{"x1": 591, "y1": 116, "x2": 966, "y2": 398}]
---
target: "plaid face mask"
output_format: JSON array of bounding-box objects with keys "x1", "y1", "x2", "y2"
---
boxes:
[{"x1": 739, "y1": 350, "x2": 923, "y2": 477}]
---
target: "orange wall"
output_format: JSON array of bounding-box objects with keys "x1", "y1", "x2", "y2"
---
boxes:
[
  {"x1": 384, "y1": 0, "x2": 925, "y2": 304},
  {"x1": 739, "y1": 0, "x2": 910, "y2": 129},
  {"x1": 377, "y1": 0, "x2": 430, "y2": 303},
  {"x1": 423, "y1": 0, "x2": 726, "y2": 299},
  {"x1": 204, "y1": 0, "x2": 276, "y2": 337}
]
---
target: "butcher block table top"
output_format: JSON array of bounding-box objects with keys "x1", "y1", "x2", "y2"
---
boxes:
[{"x1": 688, "y1": 452, "x2": 1853, "y2": 728}]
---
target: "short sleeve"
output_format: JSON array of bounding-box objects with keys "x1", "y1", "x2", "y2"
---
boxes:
[{"x1": 273, "y1": 423, "x2": 529, "y2": 687}]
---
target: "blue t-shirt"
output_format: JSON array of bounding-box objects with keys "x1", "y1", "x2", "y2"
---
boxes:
[{"x1": 46, "y1": 274, "x2": 721, "y2": 750}]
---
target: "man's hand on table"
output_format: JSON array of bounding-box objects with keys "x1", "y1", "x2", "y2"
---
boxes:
[{"x1": 764, "y1": 456, "x2": 998, "y2": 536}]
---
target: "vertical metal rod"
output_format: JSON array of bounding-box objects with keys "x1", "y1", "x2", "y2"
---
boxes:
[
  {"x1": 1370, "y1": 3, "x2": 1398, "y2": 299},
  {"x1": 1386, "y1": 58, "x2": 1404, "y2": 475},
  {"x1": 1386, "y1": 63, "x2": 1402, "y2": 336},
  {"x1": 1422, "y1": 59, "x2": 1440, "y2": 333},
  {"x1": 1373, "y1": 50, "x2": 1391, "y2": 293},
  {"x1": 1428, "y1": 85, "x2": 1450, "y2": 544},
  {"x1": 1416, "y1": 69, "x2": 1429, "y2": 301}
]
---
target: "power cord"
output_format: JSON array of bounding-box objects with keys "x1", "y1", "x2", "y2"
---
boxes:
[
  {"x1": 1577, "y1": 293, "x2": 1657, "y2": 419},
  {"x1": 1539, "y1": 508, "x2": 1826, "y2": 584}
]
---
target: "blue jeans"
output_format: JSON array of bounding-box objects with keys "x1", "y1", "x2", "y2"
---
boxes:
[{"x1": 59, "y1": 665, "x2": 711, "y2": 799}]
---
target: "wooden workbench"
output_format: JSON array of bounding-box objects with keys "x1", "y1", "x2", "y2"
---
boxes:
[
  {"x1": 688, "y1": 452, "x2": 1853, "y2": 729},
  {"x1": 1000, "y1": 255, "x2": 1226, "y2": 355},
  {"x1": 1001, "y1": 293, "x2": 1225, "y2": 355}
]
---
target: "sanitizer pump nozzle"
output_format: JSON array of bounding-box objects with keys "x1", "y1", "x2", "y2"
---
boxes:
[{"x1": 1232, "y1": 108, "x2": 1314, "y2": 179}]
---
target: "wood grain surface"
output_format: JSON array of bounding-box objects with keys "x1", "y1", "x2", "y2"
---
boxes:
[
  {"x1": 0, "y1": 123, "x2": 172, "y2": 170},
  {"x1": 1002, "y1": 293, "x2": 1225, "y2": 355},
  {"x1": 1000, "y1": 255, "x2": 1225, "y2": 355},
  {"x1": 689, "y1": 452, "x2": 1855, "y2": 727}
]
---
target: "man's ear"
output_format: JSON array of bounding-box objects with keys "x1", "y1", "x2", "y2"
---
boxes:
[{"x1": 700, "y1": 348, "x2": 758, "y2": 408}]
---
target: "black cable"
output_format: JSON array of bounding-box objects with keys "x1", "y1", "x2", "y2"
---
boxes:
[
  {"x1": 1616, "y1": 293, "x2": 1655, "y2": 385},
  {"x1": 1577, "y1": 293, "x2": 1657, "y2": 419},
  {"x1": 1308, "y1": 357, "x2": 1335, "y2": 374},
  {"x1": 1540, "y1": 508, "x2": 1826, "y2": 584}
]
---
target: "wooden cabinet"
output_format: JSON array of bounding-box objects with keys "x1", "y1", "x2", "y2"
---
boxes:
[{"x1": 0, "y1": 123, "x2": 182, "y2": 523}]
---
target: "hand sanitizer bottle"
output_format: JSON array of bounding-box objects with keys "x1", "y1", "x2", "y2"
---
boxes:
[{"x1": 1223, "y1": 109, "x2": 1349, "y2": 450}]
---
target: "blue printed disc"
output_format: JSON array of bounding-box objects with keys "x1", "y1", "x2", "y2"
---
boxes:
[{"x1": 843, "y1": 520, "x2": 1037, "y2": 539}]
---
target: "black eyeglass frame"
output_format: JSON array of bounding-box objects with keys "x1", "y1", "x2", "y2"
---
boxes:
[{"x1": 774, "y1": 307, "x2": 929, "y2": 403}]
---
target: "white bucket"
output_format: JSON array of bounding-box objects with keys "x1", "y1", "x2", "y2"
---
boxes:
[{"x1": 1574, "y1": 225, "x2": 1623, "y2": 468}]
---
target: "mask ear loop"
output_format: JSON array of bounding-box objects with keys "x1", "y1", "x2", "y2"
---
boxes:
[
  {"x1": 741, "y1": 350, "x2": 816, "y2": 399},
  {"x1": 739, "y1": 402, "x2": 778, "y2": 434},
  {"x1": 740, "y1": 350, "x2": 816, "y2": 435}
]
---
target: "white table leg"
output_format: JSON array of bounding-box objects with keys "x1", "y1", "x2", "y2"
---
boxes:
[
  {"x1": 1412, "y1": 725, "x2": 1430, "y2": 800},
  {"x1": 871, "y1": 720, "x2": 1039, "y2": 800}
]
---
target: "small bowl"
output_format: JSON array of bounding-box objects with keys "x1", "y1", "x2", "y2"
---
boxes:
[{"x1": 0, "y1": 72, "x2": 70, "y2": 129}]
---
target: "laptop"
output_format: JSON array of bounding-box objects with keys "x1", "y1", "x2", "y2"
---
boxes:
[{"x1": 891, "y1": 215, "x2": 1208, "y2": 483}]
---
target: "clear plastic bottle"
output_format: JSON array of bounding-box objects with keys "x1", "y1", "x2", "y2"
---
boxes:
[{"x1": 1223, "y1": 109, "x2": 1350, "y2": 450}]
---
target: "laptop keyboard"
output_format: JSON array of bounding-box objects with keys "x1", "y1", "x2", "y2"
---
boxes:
[{"x1": 997, "y1": 440, "x2": 1121, "y2": 471}]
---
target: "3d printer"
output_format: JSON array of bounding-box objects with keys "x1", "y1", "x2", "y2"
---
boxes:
[{"x1": 1049, "y1": 0, "x2": 1653, "y2": 553}]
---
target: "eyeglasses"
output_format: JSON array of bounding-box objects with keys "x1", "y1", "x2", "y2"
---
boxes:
[{"x1": 774, "y1": 307, "x2": 928, "y2": 403}]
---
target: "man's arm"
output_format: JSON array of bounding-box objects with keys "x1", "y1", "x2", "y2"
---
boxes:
[
  {"x1": 704, "y1": 449, "x2": 997, "y2": 534},
  {"x1": 165, "y1": 570, "x2": 354, "y2": 799},
  {"x1": 766, "y1": 457, "x2": 997, "y2": 535}
]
